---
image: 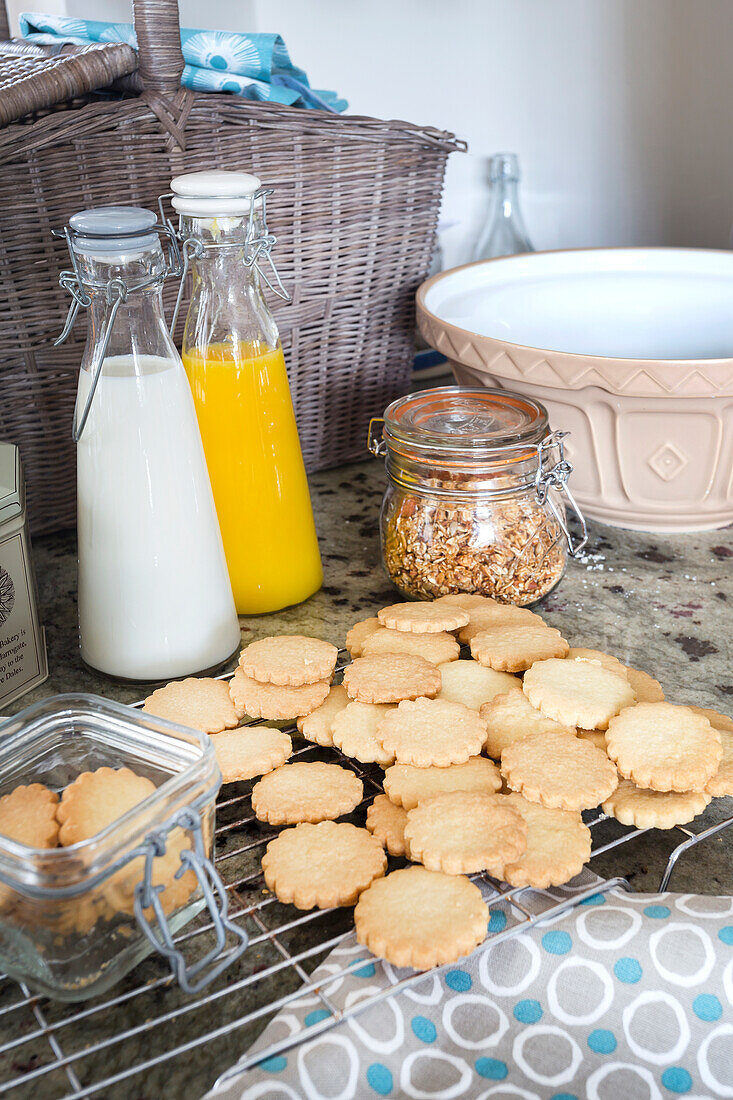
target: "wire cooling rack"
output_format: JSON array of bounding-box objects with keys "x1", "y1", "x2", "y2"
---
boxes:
[{"x1": 0, "y1": 662, "x2": 732, "y2": 1100}]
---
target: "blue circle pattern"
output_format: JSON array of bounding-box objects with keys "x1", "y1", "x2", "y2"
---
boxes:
[
  {"x1": 614, "y1": 957, "x2": 642, "y2": 983},
  {"x1": 475, "y1": 1057, "x2": 508, "y2": 1080},
  {"x1": 644, "y1": 905, "x2": 671, "y2": 919},
  {"x1": 661, "y1": 1067, "x2": 693, "y2": 1093},
  {"x1": 693, "y1": 993, "x2": 722, "y2": 1021},
  {"x1": 514, "y1": 999, "x2": 542, "y2": 1024},
  {"x1": 411, "y1": 1016, "x2": 436, "y2": 1043},
  {"x1": 445, "y1": 969, "x2": 472, "y2": 992},
  {"x1": 550, "y1": 1095, "x2": 579, "y2": 1100},
  {"x1": 542, "y1": 931, "x2": 572, "y2": 955},
  {"x1": 367, "y1": 1062, "x2": 393, "y2": 1095},
  {"x1": 304, "y1": 1009, "x2": 331, "y2": 1027},
  {"x1": 488, "y1": 910, "x2": 507, "y2": 933},
  {"x1": 578, "y1": 893, "x2": 606, "y2": 906},
  {"x1": 354, "y1": 962, "x2": 376, "y2": 978},
  {"x1": 260, "y1": 1054, "x2": 287, "y2": 1072},
  {"x1": 588, "y1": 1029, "x2": 617, "y2": 1054},
  {"x1": 718, "y1": 926, "x2": 733, "y2": 945}
]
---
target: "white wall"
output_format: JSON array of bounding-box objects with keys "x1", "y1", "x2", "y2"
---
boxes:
[{"x1": 12, "y1": 0, "x2": 733, "y2": 267}]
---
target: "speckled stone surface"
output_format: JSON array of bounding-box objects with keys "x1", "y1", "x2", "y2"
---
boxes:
[{"x1": 1, "y1": 458, "x2": 732, "y2": 1099}]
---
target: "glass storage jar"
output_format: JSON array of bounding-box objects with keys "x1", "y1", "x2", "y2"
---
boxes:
[
  {"x1": 368, "y1": 387, "x2": 587, "y2": 606},
  {"x1": 0, "y1": 694, "x2": 247, "y2": 1001}
]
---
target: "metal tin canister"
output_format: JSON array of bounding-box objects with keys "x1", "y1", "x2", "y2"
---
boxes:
[{"x1": 0, "y1": 442, "x2": 48, "y2": 709}]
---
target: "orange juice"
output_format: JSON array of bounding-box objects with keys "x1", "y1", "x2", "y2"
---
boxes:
[{"x1": 182, "y1": 340, "x2": 323, "y2": 613}]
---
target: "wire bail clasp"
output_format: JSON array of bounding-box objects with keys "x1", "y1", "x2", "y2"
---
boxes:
[
  {"x1": 244, "y1": 187, "x2": 292, "y2": 303},
  {"x1": 535, "y1": 431, "x2": 588, "y2": 557}
]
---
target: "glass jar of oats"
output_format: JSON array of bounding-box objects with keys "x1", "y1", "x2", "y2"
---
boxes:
[{"x1": 368, "y1": 386, "x2": 587, "y2": 606}]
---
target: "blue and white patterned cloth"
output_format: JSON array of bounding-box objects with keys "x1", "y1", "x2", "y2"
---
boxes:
[
  {"x1": 19, "y1": 12, "x2": 348, "y2": 112},
  {"x1": 207, "y1": 877, "x2": 733, "y2": 1099}
]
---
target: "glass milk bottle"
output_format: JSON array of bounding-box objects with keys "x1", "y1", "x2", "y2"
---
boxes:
[
  {"x1": 170, "y1": 171, "x2": 323, "y2": 615},
  {"x1": 56, "y1": 207, "x2": 240, "y2": 681}
]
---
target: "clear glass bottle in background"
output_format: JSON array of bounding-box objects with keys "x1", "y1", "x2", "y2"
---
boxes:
[
  {"x1": 474, "y1": 153, "x2": 534, "y2": 261},
  {"x1": 171, "y1": 171, "x2": 323, "y2": 616},
  {"x1": 58, "y1": 207, "x2": 240, "y2": 681}
]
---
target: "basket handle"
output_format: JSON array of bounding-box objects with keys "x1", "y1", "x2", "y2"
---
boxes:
[{"x1": 133, "y1": 0, "x2": 184, "y2": 97}]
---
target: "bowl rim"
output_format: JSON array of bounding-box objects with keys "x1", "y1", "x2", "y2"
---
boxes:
[{"x1": 416, "y1": 246, "x2": 733, "y2": 370}]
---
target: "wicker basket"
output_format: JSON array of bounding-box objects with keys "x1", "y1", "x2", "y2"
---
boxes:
[{"x1": 0, "y1": 0, "x2": 463, "y2": 534}]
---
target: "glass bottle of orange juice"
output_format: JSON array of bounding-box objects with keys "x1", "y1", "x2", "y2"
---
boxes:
[{"x1": 170, "y1": 171, "x2": 322, "y2": 614}]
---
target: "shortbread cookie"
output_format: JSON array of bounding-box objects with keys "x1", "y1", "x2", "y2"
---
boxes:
[
  {"x1": 501, "y1": 729, "x2": 619, "y2": 811},
  {"x1": 436, "y1": 660, "x2": 521, "y2": 711},
  {"x1": 376, "y1": 697, "x2": 486, "y2": 767},
  {"x1": 57, "y1": 767, "x2": 157, "y2": 846},
  {"x1": 251, "y1": 762, "x2": 363, "y2": 825},
  {"x1": 239, "y1": 635, "x2": 338, "y2": 686},
  {"x1": 567, "y1": 648, "x2": 629, "y2": 680},
  {"x1": 693, "y1": 709, "x2": 733, "y2": 797},
  {"x1": 606, "y1": 703, "x2": 722, "y2": 792},
  {"x1": 377, "y1": 601, "x2": 469, "y2": 634},
  {"x1": 332, "y1": 702, "x2": 396, "y2": 765},
  {"x1": 361, "y1": 627, "x2": 460, "y2": 665},
  {"x1": 262, "y1": 821, "x2": 386, "y2": 908},
  {"x1": 342, "y1": 655, "x2": 441, "y2": 704},
  {"x1": 523, "y1": 657, "x2": 636, "y2": 730},
  {"x1": 577, "y1": 728, "x2": 608, "y2": 751},
  {"x1": 383, "y1": 757, "x2": 502, "y2": 810},
  {"x1": 0, "y1": 784, "x2": 59, "y2": 848},
  {"x1": 229, "y1": 667, "x2": 330, "y2": 720},
  {"x1": 345, "y1": 618, "x2": 381, "y2": 658},
  {"x1": 602, "y1": 779, "x2": 711, "y2": 829},
  {"x1": 143, "y1": 677, "x2": 242, "y2": 733},
  {"x1": 212, "y1": 727, "x2": 292, "y2": 784},
  {"x1": 481, "y1": 691, "x2": 575, "y2": 759},
  {"x1": 366, "y1": 795, "x2": 410, "y2": 857},
  {"x1": 502, "y1": 793, "x2": 592, "y2": 888},
  {"x1": 458, "y1": 604, "x2": 540, "y2": 644},
  {"x1": 296, "y1": 684, "x2": 350, "y2": 746},
  {"x1": 405, "y1": 792, "x2": 527, "y2": 876},
  {"x1": 624, "y1": 666, "x2": 665, "y2": 703},
  {"x1": 471, "y1": 622, "x2": 569, "y2": 672},
  {"x1": 354, "y1": 866, "x2": 489, "y2": 969},
  {"x1": 435, "y1": 594, "x2": 505, "y2": 612}
]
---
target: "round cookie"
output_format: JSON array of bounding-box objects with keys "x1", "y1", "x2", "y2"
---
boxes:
[
  {"x1": 143, "y1": 676, "x2": 243, "y2": 732},
  {"x1": 57, "y1": 767, "x2": 156, "y2": 845},
  {"x1": 377, "y1": 601, "x2": 469, "y2": 634},
  {"x1": 566, "y1": 648, "x2": 629, "y2": 680},
  {"x1": 342, "y1": 654, "x2": 441, "y2": 704},
  {"x1": 523, "y1": 657, "x2": 636, "y2": 730},
  {"x1": 354, "y1": 866, "x2": 489, "y2": 969},
  {"x1": 0, "y1": 783, "x2": 59, "y2": 849},
  {"x1": 481, "y1": 691, "x2": 575, "y2": 760},
  {"x1": 436, "y1": 659, "x2": 521, "y2": 711},
  {"x1": 212, "y1": 727, "x2": 292, "y2": 784},
  {"x1": 697, "y1": 708, "x2": 733, "y2": 797},
  {"x1": 606, "y1": 703, "x2": 722, "y2": 792},
  {"x1": 383, "y1": 757, "x2": 502, "y2": 811},
  {"x1": 229, "y1": 667, "x2": 330, "y2": 721},
  {"x1": 297, "y1": 684, "x2": 350, "y2": 746},
  {"x1": 376, "y1": 697, "x2": 486, "y2": 768},
  {"x1": 262, "y1": 821, "x2": 386, "y2": 908},
  {"x1": 624, "y1": 666, "x2": 664, "y2": 703},
  {"x1": 602, "y1": 779, "x2": 711, "y2": 829},
  {"x1": 332, "y1": 702, "x2": 396, "y2": 766},
  {"x1": 239, "y1": 635, "x2": 338, "y2": 686},
  {"x1": 251, "y1": 762, "x2": 363, "y2": 825},
  {"x1": 458, "y1": 604, "x2": 543, "y2": 644},
  {"x1": 404, "y1": 791, "x2": 527, "y2": 876},
  {"x1": 345, "y1": 618, "x2": 382, "y2": 658},
  {"x1": 366, "y1": 795, "x2": 410, "y2": 857},
  {"x1": 501, "y1": 729, "x2": 619, "y2": 811},
  {"x1": 435, "y1": 594, "x2": 505, "y2": 612},
  {"x1": 502, "y1": 793, "x2": 592, "y2": 888},
  {"x1": 361, "y1": 627, "x2": 460, "y2": 666},
  {"x1": 471, "y1": 622, "x2": 569, "y2": 672}
]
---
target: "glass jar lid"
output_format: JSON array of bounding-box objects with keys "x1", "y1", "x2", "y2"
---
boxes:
[{"x1": 382, "y1": 386, "x2": 549, "y2": 462}]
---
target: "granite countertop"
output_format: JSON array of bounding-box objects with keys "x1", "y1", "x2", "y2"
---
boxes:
[{"x1": 2, "y1": 457, "x2": 732, "y2": 1099}]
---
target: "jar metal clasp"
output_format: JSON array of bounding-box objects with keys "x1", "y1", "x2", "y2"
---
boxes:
[
  {"x1": 367, "y1": 417, "x2": 387, "y2": 457},
  {"x1": 535, "y1": 431, "x2": 588, "y2": 557}
]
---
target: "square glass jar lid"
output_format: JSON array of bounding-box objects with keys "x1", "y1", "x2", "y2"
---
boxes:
[
  {"x1": 383, "y1": 386, "x2": 549, "y2": 456},
  {"x1": 0, "y1": 693, "x2": 219, "y2": 892}
]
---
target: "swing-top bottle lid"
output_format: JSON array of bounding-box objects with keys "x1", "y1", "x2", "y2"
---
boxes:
[
  {"x1": 68, "y1": 206, "x2": 159, "y2": 256},
  {"x1": 170, "y1": 170, "x2": 263, "y2": 217}
]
